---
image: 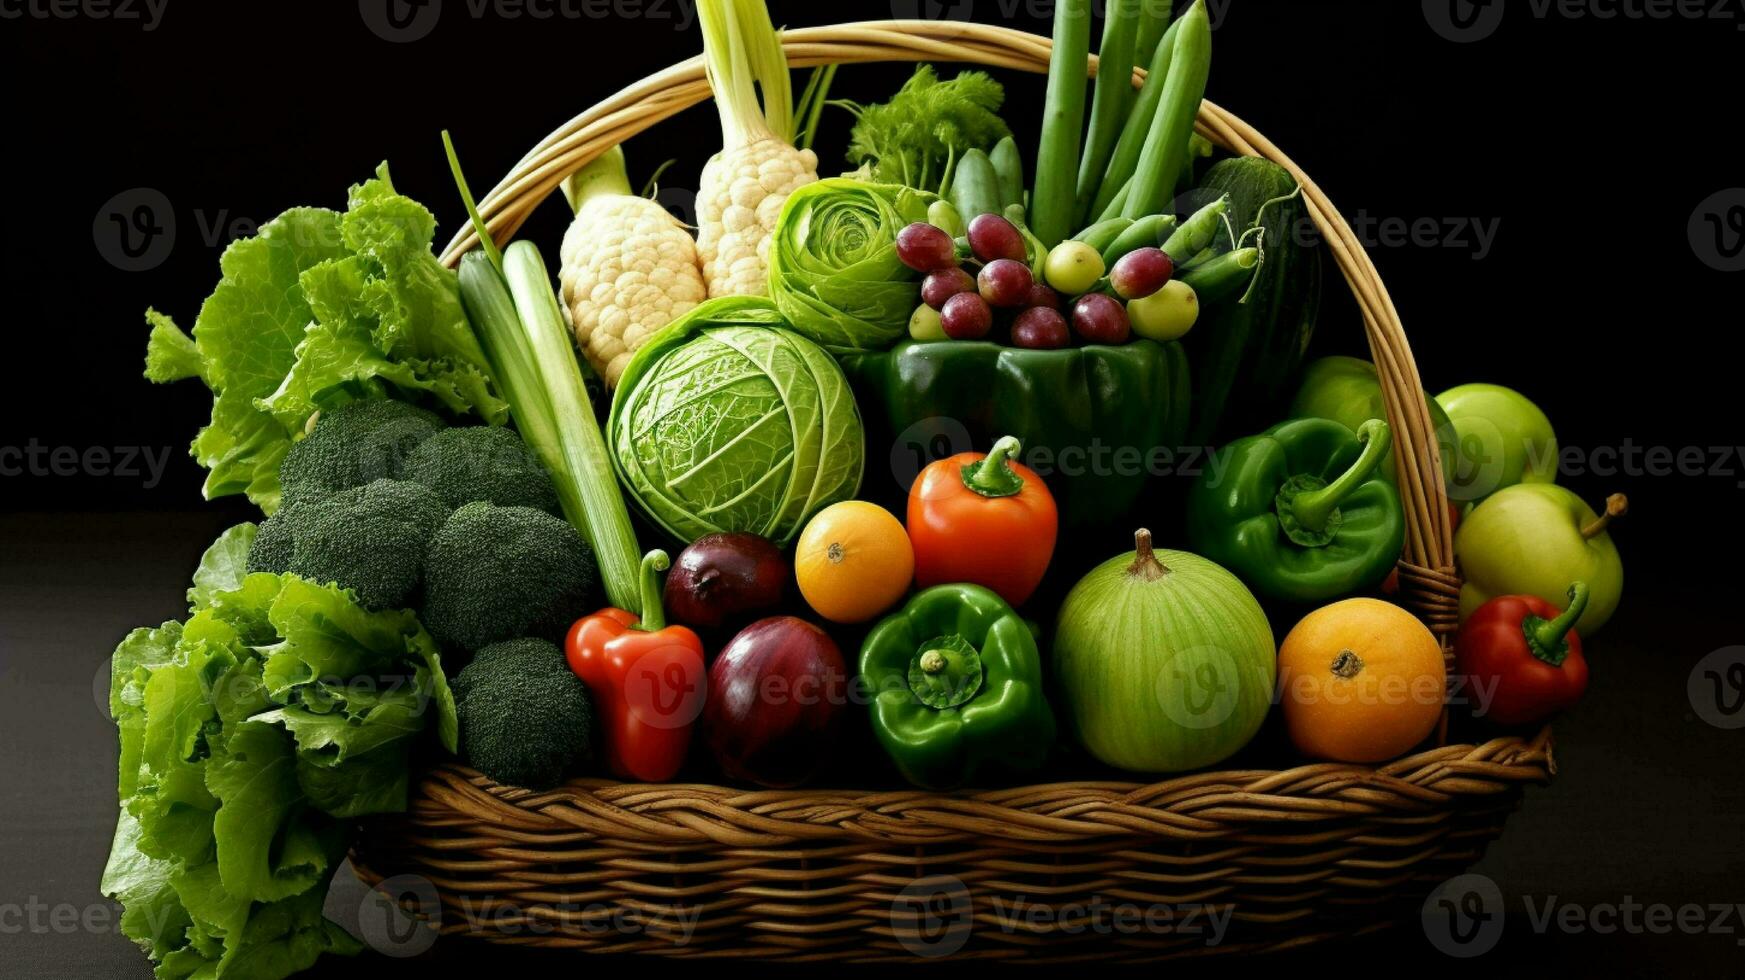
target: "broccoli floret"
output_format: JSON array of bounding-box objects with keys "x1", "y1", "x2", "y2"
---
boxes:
[
  {"x1": 260, "y1": 479, "x2": 451, "y2": 611},
  {"x1": 402, "y1": 426, "x2": 560, "y2": 514},
  {"x1": 279, "y1": 399, "x2": 444, "y2": 508},
  {"x1": 453, "y1": 638, "x2": 593, "y2": 789},
  {"x1": 246, "y1": 499, "x2": 310, "y2": 575},
  {"x1": 421, "y1": 502, "x2": 598, "y2": 652}
]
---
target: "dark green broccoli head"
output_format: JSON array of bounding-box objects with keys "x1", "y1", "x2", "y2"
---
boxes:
[
  {"x1": 421, "y1": 502, "x2": 599, "y2": 652},
  {"x1": 246, "y1": 499, "x2": 308, "y2": 575},
  {"x1": 402, "y1": 426, "x2": 560, "y2": 514},
  {"x1": 279, "y1": 399, "x2": 444, "y2": 508},
  {"x1": 270, "y1": 479, "x2": 450, "y2": 611},
  {"x1": 453, "y1": 638, "x2": 593, "y2": 789}
]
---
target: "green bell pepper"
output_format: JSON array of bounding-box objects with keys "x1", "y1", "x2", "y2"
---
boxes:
[
  {"x1": 859, "y1": 584, "x2": 1057, "y2": 789},
  {"x1": 1287, "y1": 355, "x2": 1459, "y2": 492},
  {"x1": 838, "y1": 339, "x2": 1191, "y2": 529},
  {"x1": 1187, "y1": 417, "x2": 1406, "y2": 603}
]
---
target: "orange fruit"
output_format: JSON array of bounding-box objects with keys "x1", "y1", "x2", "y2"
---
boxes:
[
  {"x1": 1277, "y1": 598, "x2": 1445, "y2": 763},
  {"x1": 795, "y1": 502, "x2": 914, "y2": 624}
]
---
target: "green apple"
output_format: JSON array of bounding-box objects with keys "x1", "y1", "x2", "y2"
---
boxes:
[
  {"x1": 1436, "y1": 383, "x2": 1557, "y2": 505},
  {"x1": 1287, "y1": 356, "x2": 1460, "y2": 488},
  {"x1": 1455, "y1": 484, "x2": 1626, "y2": 637}
]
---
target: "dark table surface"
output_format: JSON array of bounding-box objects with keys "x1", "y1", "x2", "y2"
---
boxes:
[{"x1": 5, "y1": 510, "x2": 1742, "y2": 978}]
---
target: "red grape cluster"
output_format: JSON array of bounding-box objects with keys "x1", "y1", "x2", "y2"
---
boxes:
[{"x1": 896, "y1": 214, "x2": 1178, "y2": 350}]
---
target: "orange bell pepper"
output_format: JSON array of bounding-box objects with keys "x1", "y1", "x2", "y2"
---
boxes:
[
  {"x1": 907, "y1": 436, "x2": 1058, "y2": 607},
  {"x1": 565, "y1": 550, "x2": 706, "y2": 782}
]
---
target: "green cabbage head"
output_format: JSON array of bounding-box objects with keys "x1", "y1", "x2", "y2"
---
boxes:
[
  {"x1": 767, "y1": 178, "x2": 934, "y2": 352},
  {"x1": 608, "y1": 298, "x2": 865, "y2": 546}
]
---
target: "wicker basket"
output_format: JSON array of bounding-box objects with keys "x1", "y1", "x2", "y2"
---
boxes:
[{"x1": 351, "y1": 20, "x2": 1556, "y2": 962}]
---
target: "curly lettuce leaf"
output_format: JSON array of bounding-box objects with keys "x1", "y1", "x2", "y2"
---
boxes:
[
  {"x1": 261, "y1": 165, "x2": 508, "y2": 430},
  {"x1": 206, "y1": 721, "x2": 346, "y2": 903},
  {"x1": 104, "y1": 525, "x2": 456, "y2": 980},
  {"x1": 188, "y1": 523, "x2": 257, "y2": 610},
  {"x1": 145, "y1": 168, "x2": 507, "y2": 515}
]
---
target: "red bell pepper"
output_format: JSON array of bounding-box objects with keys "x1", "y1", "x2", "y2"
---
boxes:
[
  {"x1": 1455, "y1": 581, "x2": 1590, "y2": 726},
  {"x1": 907, "y1": 435, "x2": 1058, "y2": 607},
  {"x1": 566, "y1": 550, "x2": 707, "y2": 782}
]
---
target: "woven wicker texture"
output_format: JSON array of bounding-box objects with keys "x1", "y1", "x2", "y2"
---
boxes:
[{"x1": 353, "y1": 19, "x2": 1550, "y2": 961}]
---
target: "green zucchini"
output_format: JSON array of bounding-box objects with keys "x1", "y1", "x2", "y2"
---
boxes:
[{"x1": 1181, "y1": 156, "x2": 1323, "y2": 443}]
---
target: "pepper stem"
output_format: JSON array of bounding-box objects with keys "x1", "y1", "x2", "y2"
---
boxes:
[
  {"x1": 1525, "y1": 582, "x2": 1588, "y2": 664},
  {"x1": 1581, "y1": 493, "x2": 1629, "y2": 540},
  {"x1": 960, "y1": 436, "x2": 1027, "y2": 498},
  {"x1": 1127, "y1": 528, "x2": 1170, "y2": 581},
  {"x1": 1293, "y1": 419, "x2": 1392, "y2": 534},
  {"x1": 634, "y1": 550, "x2": 671, "y2": 632}
]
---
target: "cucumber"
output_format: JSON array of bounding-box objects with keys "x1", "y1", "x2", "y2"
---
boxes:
[{"x1": 1181, "y1": 157, "x2": 1322, "y2": 443}]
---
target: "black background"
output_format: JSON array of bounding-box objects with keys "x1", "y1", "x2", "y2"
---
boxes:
[{"x1": 3, "y1": 0, "x2": 1744, "y2": 976}]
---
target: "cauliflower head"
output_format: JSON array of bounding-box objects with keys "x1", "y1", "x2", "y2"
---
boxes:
[
  {"x1": 696, "y1": 138, "x2": 818, "y2": 299},
  {"x1": 559, "y1": 193, "x2": 706, "y2": 388}
]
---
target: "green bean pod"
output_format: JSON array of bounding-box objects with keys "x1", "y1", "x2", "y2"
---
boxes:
[
  {"x1": 1073, "y1": 216, "x2": 1135, "y2": 253},
  {"x1": 1101, "y1": 212, "x2": 1179, "y2": 265},
  {"x1": 949, "y1": 149, "x2": 1003, "y2": 222},
  {"x1": 1160, "y1": 194, "x2": 1228, "y2": 263},
  {"x1": 1088, "y1": 16, "x2": 1181, "y2": 221},
  {"x1": 1032, "y1": 0, "x2": 1093, "y2": 247},
  {"x1": 1123, "y1": 0, "x2": 1212, "y2": 220},
  {"x1": 1074, "y1": 0, "x2": 1142, "y2": 228},
  {"x1": 1177, "y1": 246, "x2": 1260, "y2": 305},
  {"x1": 990, "y1": 136, "x2": 1025, "y2": 211},
  {"x1": 1133, "y1": 0, "x2": 1174, "y2": 68}
]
